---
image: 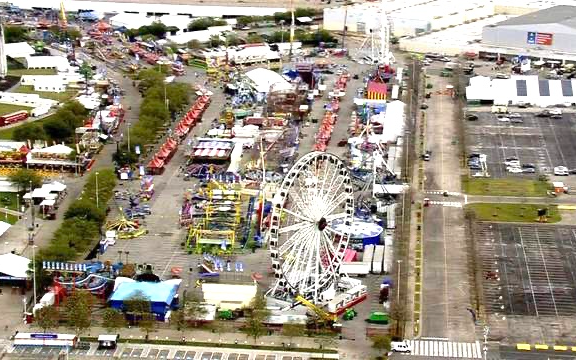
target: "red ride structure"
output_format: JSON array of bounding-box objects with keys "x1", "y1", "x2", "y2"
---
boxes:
[{"x1": 0, "y1": 110, "x2": 28, "y2": 126}]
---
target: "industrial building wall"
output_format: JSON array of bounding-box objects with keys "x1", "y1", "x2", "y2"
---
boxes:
[{"x1": 482, "y1": 24, "x2": 576, "y2": 54}]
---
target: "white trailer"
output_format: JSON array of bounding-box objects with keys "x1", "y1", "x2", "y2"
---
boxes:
[
  {"x1": 339, "y1": 262, "x2": 370, "y2": 276},
  {"x1": 363, "y1": 244, "x2": 375, "y2": 272},
  {"x1": 372, "y1": 245, "x2": 385, "y2": 274},
  {"x1": 383, "y1": 235, "x2": 394, "y2": 273}
]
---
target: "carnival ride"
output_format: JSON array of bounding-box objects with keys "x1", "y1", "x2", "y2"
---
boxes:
[
  {"x1": 267, "y1": 152, "x2": 355, "y2": 304},
  {"x1": 186, "y1": 180, "x2": 243, "y2": 251},
  {"x1": 106, "y1": 210, "x2": 147, "y2": 239}
]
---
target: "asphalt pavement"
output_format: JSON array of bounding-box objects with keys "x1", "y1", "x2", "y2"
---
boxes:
[{"x1": 419, "y1": 68, "x2": 475, "y2": 341}]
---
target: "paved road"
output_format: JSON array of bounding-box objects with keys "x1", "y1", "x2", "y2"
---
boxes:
[{"x1": 419, "y1": 69, "x2": 475, "y2": 341}]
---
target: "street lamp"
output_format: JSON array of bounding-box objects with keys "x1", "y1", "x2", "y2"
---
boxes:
[
  {"x1": 125, "y1": 251, "x2": 130, "y2": 264},
  {"x1": 32, "y1": 245, "x2": 37, "y2": 306},
  {"x1": 127, "y1": 122, "x2": 132, "y2": 153},
  {"x1": 396, "y1": 260, "x2": 402, "y2": 303},
  {"x1": 95, "y1": 172, "x2": 99, "y2": 209}
]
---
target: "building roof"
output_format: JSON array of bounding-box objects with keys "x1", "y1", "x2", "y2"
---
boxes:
[
  {"x1": 492, "y1": 5, "x2": 576, "y2": 29},
  {"x1": 110, "y1": 278, "x2": 181, "y2": 304},
  {"x1": 4, "y1": 42, "x2": 35, "y2": 59},
  {"x1": 245, "y1": 67, "x2": 290, "y2": 93},
  {"x1": 0, "y1": 252, "x2": 29, "y2": 279}
]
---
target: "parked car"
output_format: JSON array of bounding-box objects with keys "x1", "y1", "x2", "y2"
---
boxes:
[
  {"x1": 521, "y1": 163, "x2": 536, "y2": 169},
  {"x1": 554, "y1": 166, "x2": 569, "y2": 176},
  {"x1": 466, "y1": 113, "x2": 479, "y2": 121},
  {"x1": 509, "y1": 113, "x2": 522, "y2": 118},
  {"x1": 498, "y1": 117, "x2": 510, "y2": 122},
  {"x1": 536, "y1": 111, "x2": 551, "y2": 117},
  {"x1": 522, "y1": 168, "x2": 536, "y2": 173},
  {"x1": 423, "y1": 150, "x2": 432, "y2": 161},
  {"x1": 507, "y1": 166, "x2": 523, "y2": 173},
  {"x1": 504, "y1": 160, "x2": 520, "y2": 167},
  {"x1": 391, "y1": 341, "x2": 412, "y2": 353},
  {"x1": 511, "y1": 118, "x2": 524, "y2": 123}
]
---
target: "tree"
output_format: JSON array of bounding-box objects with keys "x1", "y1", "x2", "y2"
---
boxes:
[
  {"x1": 244, "y1": 315, "x2": 267, "y2": 344},
  {"x1": 124, "y1": 291, "x2": 151, "y2": 318},
  {"x1": 79, "y1": 61, "x2": 93, "y2": 95},
  {"x1": 389, "y1": 302, "x2": 406, "y2": 337},
  {"x1": 4, "y1": 25, "x2": 28, "y2": 43},
  {"x1": 182, "y1": 294, "x2": 207, "y2": 327},
  {"x1": 171, "y1": 309, "x2": 187, "y2": 334},
  {"x1": 281, "y1": 321, "x2": 305, "y2": 347},
  {"x1": 246, "y1": 33, "x2": 263, "y2": 44},
  {"x1": 187, "y1": 39, "x2": 203, "y2": 50},
  {"x1": 225, "y1": 33, "x2": 241, "y2": 46},
  {"x1": 8, "y1": 168, "x2": 43, "y2": 191},
  {"x1": 42, "y1": 117, "x2": 73, "y2": 142},
  {"x1": 64, "y1": 200, "x2": 105, "y2": 224},
  {"x1": 244, "y1": 293, "x2": 270, "y2": 343},
  {"x1": 371, "y1": 335, "x2": 391, "y2": 359},
  {"x1": 12, "y1": 122, "x2": 46, "y2": 141},
  {"x1": 210, "y1": 319, "x2": 227, "y2": 341},
  {"x1": 188, "y1": 18, "x2": 227, "y2": 31},
  {"x1": 101, "y1": 308, "x2": 126, "y2": 333},
  {"x1": 35, "y1": 305, "x2": 59, "y2": 333},
  {"x1": 313, "y1": 336, "x2": 337, "y2": 359},
  {"x1": 209, "y1": 34, "x2": 223, "y2": 48},
  {"x1": 63, "y1": 291, "x2": 94, "y2": 336},
  {"x1": 139, "y1": 313, "x2": 156, "y2": 341}
]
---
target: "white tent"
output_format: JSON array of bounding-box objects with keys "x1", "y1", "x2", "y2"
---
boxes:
[
  {"x1": 245, "y1": 68, "x2": 290, "y2": 93},
  {"x1": 109, "y1": 13, "x2": 154, "y2": 29},
  {"x1": 31, "y1": 144, "x2": 74, "y2": 155},
  {"x1": 0, "y1": 221, "x2": 10, "y2": 237},
  {"x1": 4, "y1": 42, "x2": 35, "y2": 59},
  {"x1": 0, "y1": 252, "x2": 29, "y2": 279}
]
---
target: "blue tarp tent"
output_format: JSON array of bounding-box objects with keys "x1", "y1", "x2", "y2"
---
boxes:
[{"x1": 109, "y1": 278, "x2": 181, "y2": 318}]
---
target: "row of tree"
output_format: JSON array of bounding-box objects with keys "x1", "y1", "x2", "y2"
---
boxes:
[
  {"x1": 114, "y1": 68, "x2": 190, "y2": 164},
  {"x1": 12, "y1": 100, "x2": 89, "y2": 144},
  {"x1": 236, "y1": 8, "x2": 320, "y2": 27},
  {"x1": 37, "y1": 169, "x2": 116, "y2": 265}
]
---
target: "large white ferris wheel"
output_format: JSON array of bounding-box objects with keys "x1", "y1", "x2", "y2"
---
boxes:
[{"x1": 268, "y1": 152, "x2": 354, "y2": 304}]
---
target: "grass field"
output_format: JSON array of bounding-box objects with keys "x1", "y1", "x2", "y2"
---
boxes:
[
  {"x1": 14, "y1": 86, "x2": 78, "y2": 103},
  {"x1": 462, "y1": 176, "x2": 550, "y2": 197},
  {"x1": 466, "y1": 203, "x2": 561, "y2": 223},
  {"x1": 7, "y1": 68, "x2": 57, "y2": 76},
  {"x1": 0, "y1": 103, "x2": 32, "y2": 117}
]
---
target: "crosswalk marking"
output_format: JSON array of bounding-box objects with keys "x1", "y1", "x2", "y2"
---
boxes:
[
  {"x1": 405, "y1": 340, "x2": 482, "y2": 358},
  {"x1": 428, "y1": 200, "x2": 463, "y2": 208},
  {"x1": 424, "y1": 190, "x2": 461, "y2": 196}
]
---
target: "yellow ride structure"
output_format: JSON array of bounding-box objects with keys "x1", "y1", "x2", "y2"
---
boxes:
[{"x1": 186, "y1": 180, "x2": 243, "y2": 251}]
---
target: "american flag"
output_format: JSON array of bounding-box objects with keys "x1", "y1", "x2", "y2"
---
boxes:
[{"x1": 536, "y1": 32, "x2": 553, "y2": 45}]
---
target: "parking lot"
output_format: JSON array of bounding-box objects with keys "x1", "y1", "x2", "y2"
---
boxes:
[
  {"x1": 465, "y1": 110, "x2": 576, "y2": 178},
  {"x1": 476, "y1": 223, "x2": 576, "y2": 317},
  {"x1": 10, "y1": 345, "x2": 309, "y2": 360}
]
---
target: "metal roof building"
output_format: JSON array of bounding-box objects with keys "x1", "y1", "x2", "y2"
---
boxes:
[{"x1": 482, "y1": 5, "x2": 576, "y2": 55}]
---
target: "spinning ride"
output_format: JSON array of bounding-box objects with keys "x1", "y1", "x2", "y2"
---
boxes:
[{"x1": 268, "y1": 152, "x2": 354, "y2": 304}]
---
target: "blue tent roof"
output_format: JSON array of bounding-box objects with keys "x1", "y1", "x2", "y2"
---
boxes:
[{"x1": 109, "y1": 281, "x2": 179, "y2": 305}]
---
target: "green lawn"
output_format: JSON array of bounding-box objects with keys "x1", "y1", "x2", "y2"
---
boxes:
[
  {"x1": 14, "y1": 86, "x2": 78, "y2": 103},
  {"x1": 462, "y1": 176, "x2": 550, "y2": 197},
  {"x1": 8, "y1": 68, "x2": 57, "y2": 76},
  {"x1": 0, "y1": 103, "x2": 32, "y2": 117},
  {"x1": 466, "y1": 203, "x2": 561, "y2": 223},
  {"x1": 0, "y1": 113, "x2": 55, "y2": 140}
]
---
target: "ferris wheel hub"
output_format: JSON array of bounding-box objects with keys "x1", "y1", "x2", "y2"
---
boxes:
[{"x1": 317, "y1": 217, "x2": 328, "y2": 231}]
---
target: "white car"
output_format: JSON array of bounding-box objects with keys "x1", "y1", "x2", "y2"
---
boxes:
[
  {"x1": 504, "y1": 160, "x2": 520, "y2": 167},
  {"x1": 391, "y1": 341, "x2": 412, "y2": 353},
  {"x1": 509, "y1": 113, "x2": 522, "y2": 118},
  {"x1": 507, "y1": 166, "x2": 523, "y2": 173},
  {"x1": 554, "y1": 166, "x2": 569, "y2": 176},
  {"x1": 498, "y1": 117, "x2": 510, "y2": 122}
]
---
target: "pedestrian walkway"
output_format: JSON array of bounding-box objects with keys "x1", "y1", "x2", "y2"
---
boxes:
[
  {"x1": 426, "y1": 200, "x2": 463, "y2": 208},
  {"x1": 403, "y1": 340, "x2": 482, "y2": 358}
]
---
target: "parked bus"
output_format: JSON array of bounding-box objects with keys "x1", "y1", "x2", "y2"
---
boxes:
[
  {"x1": 13, "y1": 333, "x2": 78, "y2": 347},
  {"x1": 0, "y1": 110, "x2": 28, "y2": 126}
]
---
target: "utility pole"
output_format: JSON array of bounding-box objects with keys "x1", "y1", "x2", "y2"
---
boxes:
[
  {"x1": 341, "y1": 3, "x2": 348, "y2": 49},
  {"x1": 396, "y1": 259, "x2": 402, "y2": 303},
  {"x1": 289, "y1": 0, "x2": 294, "y2": 58},
  {"x1": 483, "y1": 326, "x2": 489, "y2": 360}
]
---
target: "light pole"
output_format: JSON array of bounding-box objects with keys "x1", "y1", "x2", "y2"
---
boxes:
[
  {"x1": 127, "y1": 122, "x2": 131, "y2": 153},
  {"x1": 32, "y1": 245, "x2": 37, "y2": 306},
  {"x1": 95, "y1": 172, "x2": 99, "y2": 209},
  {"x1": 396, "y1": 259, "x2": 402, "y2": 303},
  {"x1": 125, "y1": 251, "x2": 130, "y2": 264},
  {"x1": 483, "y1": 326, "x2": 489, "y2": 360}
]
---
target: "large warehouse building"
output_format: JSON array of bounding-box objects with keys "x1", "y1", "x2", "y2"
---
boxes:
[{"x1": 482, "y1": 5, "x2": 576, "y2": 55}]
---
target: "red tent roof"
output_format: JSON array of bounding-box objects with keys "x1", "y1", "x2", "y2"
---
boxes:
[
  {"x1": 367, "y1": 81, "x2": 387, "y2": 95},
  {"x1": 147, "y1": 157, "x2": 164, "y2": 169}
]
